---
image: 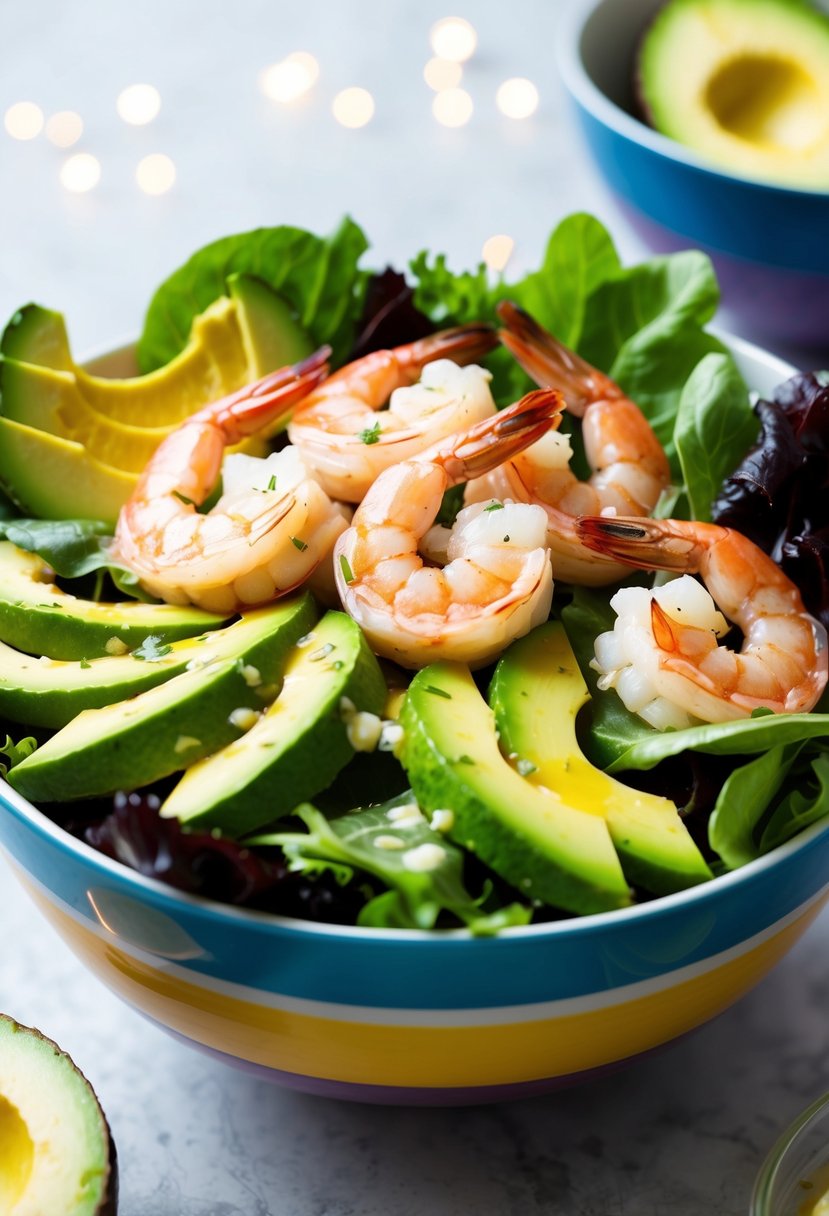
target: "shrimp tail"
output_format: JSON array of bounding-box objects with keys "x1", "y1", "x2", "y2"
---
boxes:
[
  {"x1": 400, "y1": 323, "x2": 498, "y2": 372},
  {"x1": 441, "y1": 388, "x2": 564, "y2": 483},
  {"x1": 496, "y1": 300, "x2": 619, "y2": 414},
  {"x1": 209, "y1": 347, "x2": 331, "y2": 441},
  {"x1": 576, "y1": 516, "x2": 704, "y2": 573}
]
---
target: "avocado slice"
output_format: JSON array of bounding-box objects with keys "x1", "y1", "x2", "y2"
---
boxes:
[
  {"x1": 0, "y1": 1015, "x2": 116, "y2": 1216},
  {"x1": 1, "y1": 296, "x2": 247, "y2": 426},
  {"x1": 227, "y1": 274, "x2": 313, "y2": 380},
  {"x1": 8, "y1": 595, "x2": 316, "y2": 801},
  {"x1": 638, "y1": 0, "x2": 829, "y2": 188},
  {"x1": 0, "y1": 542, "x2": 227, "y2": 661},
  {"x1": 489, "y1": 622, "x2": 713, "y2": 895},
  {"x1": 161, "y1": 610, "x2": 386, "y2": 835},
  {"x1": 399, "y1": 663, "x2": 631, "y2": 915},
  {"x1": 1, "y1": 358, "x2": 174, "y2": 474},
  {"x1": 0, "y1": 417, "x2": 137, "y2": 525},
  {"x1": 0, "y1": 304, "x2": 73, "y2": 370},
  {"x1": 0, "y1": 607, "x2": 272, "y2": 729}
]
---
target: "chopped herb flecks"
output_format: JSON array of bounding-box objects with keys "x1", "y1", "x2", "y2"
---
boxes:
[
  {"x1": 173, "y1": 491, "x2": 195, "y2": 506},
  {"x1": 359, "y1": 421, "x2": 382, "y2": 445},
  {"x1": 425, "y1": 685, "x2": 452, "y2": 699},
  {"x1": 340, "y1": 555, "x2": 355, "y2": 583},
  {"x1": 291, "y1": 536, "x2": 309, "y2": 552},
  {"x1": 484, "y1": 502, "x2": 504, "y2": 512}
]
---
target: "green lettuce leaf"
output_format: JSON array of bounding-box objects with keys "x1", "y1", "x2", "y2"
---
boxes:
[
  {"x1": 137, "y1": 216, "x2": 369, "y2": 372},
  {"x1": 609, "y1": 711, "x2": 829, "y2": 773},
  {"x1": 759, "y1": 750, "x2": 829, "y2": 856},
  {"x1": 0, "y1": 733, "x2": 37, "y2": 779},
  {"x1": 251, "y1": 793, "x2": 531, "y2": 934},
  {"x1": 0, "y1": 518, "x2": 151, "y2": 601},
  {"x1": 708, "y1": 743, "x2": 804, "y2": 868},
  {"x1": 510, "y1": 212, "x2": 621, "y2": 350},
  {"x1": 673, "y1": 352, "x2": 758, "y2": 522}
]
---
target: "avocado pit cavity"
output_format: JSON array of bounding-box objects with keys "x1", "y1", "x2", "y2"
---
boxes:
[{"x1": 705, "y1": 54, "x2": 824, "y2": 153}]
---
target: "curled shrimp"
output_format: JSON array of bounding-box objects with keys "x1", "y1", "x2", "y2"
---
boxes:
[
  {"x1": 578, "y1": 515, "x2": 828, "y2": 727},
  {"x1": 111, "y1": 351, "x2": 349, "y2": 615},
  {"x1": 464, "y1": 302, "x2": 671, "y2": 585},
  {"x1": 333, "y1": 390, "x2": 563, "y2": 669},
  {"x1": 287, "y1": 325, "x2": 498, "y2": 502}
]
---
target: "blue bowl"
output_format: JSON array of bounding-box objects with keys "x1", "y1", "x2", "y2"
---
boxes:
[{"x1": 558, "y1": 0, "x2": 829, "y2": 348}]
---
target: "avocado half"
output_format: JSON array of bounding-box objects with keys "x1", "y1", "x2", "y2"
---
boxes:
[
  {"x1": 638, "y1": 0, "x2": 829, "y2": 188},
  {"x1": 0, "y1": 1015, "x2": 117, "y2": 1215}
]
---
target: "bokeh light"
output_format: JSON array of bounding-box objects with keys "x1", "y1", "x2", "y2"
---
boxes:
[
  {"x1": 496, "y1": 78, "x2": 539, "y2": 120},
  {"x1": 482, "y1": 234, "x2": 515, "y2": 272},
  {"x1": 260, "y1": 52, "x2": 319, "y2": 103},
  {"x1": 432, "y1": 87, "x2": 473, "y2": 128},
  {"x1": 429, "y1": 17, "x2": 477, "y2": 63},
  {"x1": 4, "y1": 102, "x2": 44, "y2": 141},
  {"x1": 116, "y1": 84, "x2": 161, "y2": 126},
  {"x1": 423, "y1": 57, "x2": 462, "y2": 92},
  {"x1": 45, "y1": 111, "x2": 83, "y2": 148},
  {"x1": 332, "y1": 87, "x2": 375, "y2": 128},
  {"x1": 136, "y1": 153, "x2": 176, "y2": 195},
  {"x1": 60, "y1": 153, "x2": 101, "y2": 193}
]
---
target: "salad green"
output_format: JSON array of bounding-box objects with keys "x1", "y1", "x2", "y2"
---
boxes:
[{"x1": 1, "y1": 211, "x2": 827, "y2": 932}]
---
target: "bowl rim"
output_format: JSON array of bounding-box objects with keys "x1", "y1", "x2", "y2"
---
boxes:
[
  {"x1": 557, "y1": 0, "x2": 829, "y2": 200},
  {"x1": 1, "y1": 327, "x2": 826, "y2": 945},
  {"x1": 751, "y1": 1090, "x2": 829, "y2": 1216}
]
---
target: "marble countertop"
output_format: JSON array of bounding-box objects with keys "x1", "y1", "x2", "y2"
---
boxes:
[{"x1": 1, "y1": 2, "x2": 827, "y2": 1212}]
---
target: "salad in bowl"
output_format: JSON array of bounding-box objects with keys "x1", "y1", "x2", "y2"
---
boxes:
[{"x1": 0, "y1": 213, "x2": 826, "y2": 1101}]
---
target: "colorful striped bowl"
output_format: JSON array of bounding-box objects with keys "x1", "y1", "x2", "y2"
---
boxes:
[
  {"x1": 2, "y1": 777, "x2": 828, "y2": 1104},
  {"x1": 558, "y1": 0, "x2": 829, "y2": 348},
  {"x1": 1, "y1": 335, "x2": 826, "y2": 1104}
]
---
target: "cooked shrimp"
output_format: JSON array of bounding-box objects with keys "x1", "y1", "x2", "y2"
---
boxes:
[
  {"x1": 334, "y1": 390, "x2": 563, "y2": 669},
  {"x1": 464, "y1": 302, "x2": 671, "y2": 585},
  {"x1": 288, "y1": 325, "x2": 498, "y2": 502},
  {"x1": 578, "y1": 516, "x2": 828, "y2": 726},
  {"x1": 111, "y1": 351, "x2": 348, "y2": 615}
]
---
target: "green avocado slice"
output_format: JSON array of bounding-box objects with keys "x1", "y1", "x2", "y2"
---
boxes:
[
  {"x1": 161, "y1": 610, "x2": 386, "y2": 835},
  {"x1": 0, "y1": 606, "x2": 270, "y2": 729},
  {"x1": 0, "y1": 542, "x2": 227, "y2": 660},
  {"x1": 0, "y1": 1014, "x2": 116, "y2": 1216},
  {"x1": 227, "y1": 274, "x2": 313, "y2": 380},
  {"x1": 7, "y1": 594, "x2": 316, "y2": 801},
  {"x1": 399, "y1": 663, "x2": 632, "y2": 915},
  {"x1": 0, "y1": 303, "x2": 73, "y2": 370},
  {"x1": 489, "y1": 622, "x2": 713, "y2": 896},
  {"x1": 0, "y1": 417, "x2": 137, "y2": 526}
]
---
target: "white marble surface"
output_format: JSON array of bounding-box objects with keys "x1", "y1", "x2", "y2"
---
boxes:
[{"x1": 1, "y1": 2, "x2": 828, "y2": 1213}]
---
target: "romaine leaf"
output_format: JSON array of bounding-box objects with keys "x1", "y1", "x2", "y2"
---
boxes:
[
  {"x1": 138, "y1": 217, "x2": 369, "y2": 372},
  {"x1": 252, "y1": 794, "x2": 531, "y2": 933},
  {"x1": 708, "y1": 743, "x2": 804, "y2": 869},
  {"x1": 673, "y1": 352, "x2": 758, "y2": 522},
  {"x1": 0, "y1": 733, "x2": 37, "y2": 779}
]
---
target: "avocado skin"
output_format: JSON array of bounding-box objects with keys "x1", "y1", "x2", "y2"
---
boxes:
[
  {"x1": 8, "y1": 596, "x2": 316, "y2": 802},
  {"x1": 400, "y1": 664, "x2": 632, "y2": 916},
  {"x1": 0, "y1": 1014, "x2": 118, "y2": 1216},
  {"x1": 162, "y1": 612, "x2": 387, "y2": 836}
]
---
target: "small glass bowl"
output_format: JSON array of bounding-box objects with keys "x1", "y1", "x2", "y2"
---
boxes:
[{"x1": 752, "y1": 1094, "x2": 829, "y2": 1216}]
